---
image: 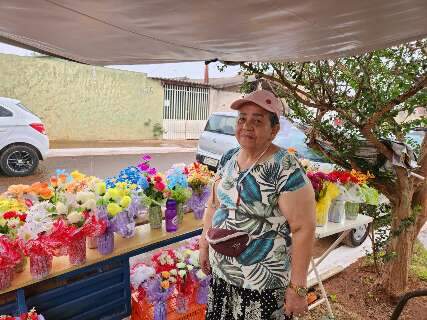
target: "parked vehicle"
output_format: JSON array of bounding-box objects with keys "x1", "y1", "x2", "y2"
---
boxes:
[{"x1": 0, "y1": 97, "x2": 49, "y2": 176}]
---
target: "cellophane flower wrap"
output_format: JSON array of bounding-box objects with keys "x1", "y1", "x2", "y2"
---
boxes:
[
  {"x1": 144, "y1": 276, "x2": 174, "y2": 320},
  {"x1": 186, "y1": 162, "x2": 213, "y2": 220},
  {"x1": 165, "y1": 165, "x2": 192, "y2": 224},
  {"x1": 0, "y1": 307, "x2": 46, "y2": 320},
  {"x1": 195, "y1": 269, "x2": 211, "y2": 305},
  {"x1": 130, "y1": 262, "x2": 156, "y2": 302},
  {"x1": 94, "y1": 205, "x2": 115, "y2": 255},
  {"x1": 307, "y1": 172, "x2": 340, "y2": 226},
  {"x1": 0, "y1": 236, "x2": 21, "y2": 290}
]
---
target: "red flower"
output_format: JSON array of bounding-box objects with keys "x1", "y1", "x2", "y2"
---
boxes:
[
  {"x1": 154, "y1": 182, "x2": 166, "y2": 191},
  {"x1": 146, "y1": 176, "x2": 151, "y2": 182},
  {"x1": 25, "y1": 199, "x2": 33, "y2": 208},
  {"x1": 154, "y1": 176, "x2": 162, "y2": 182},
  {"x1": 3, "y1": 211, "x2": 18, "y2": 219},
  {"x1": 18, "y1": 213, "x2": 27, "y2": 222}
]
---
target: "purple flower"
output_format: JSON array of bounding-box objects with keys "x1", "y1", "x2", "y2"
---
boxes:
[
  {"x1": 138, "y1": 163, "x2": 150, "y2": 171},
  {"x1": 142, "y1": 154, "x2": 152, "y2": 161}
]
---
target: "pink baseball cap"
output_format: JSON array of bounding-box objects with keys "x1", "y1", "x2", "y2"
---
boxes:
[{"x1": 230, "y1": 90, "x2": 282, "y2": 119}]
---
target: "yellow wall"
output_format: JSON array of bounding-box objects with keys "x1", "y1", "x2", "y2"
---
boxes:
[{"x1": 0, "y1": 54, "x2": 163, "y2": 141}]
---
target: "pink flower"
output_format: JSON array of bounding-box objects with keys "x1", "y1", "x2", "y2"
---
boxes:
[
  {"x1": 138, "y1": 163, "x2": 149, "y2": 171},
  {"x1": 147, "y1": 168, "x2": 157, "y2": 175},
  {"x1": 154, "y1": 182, "x2": 166, "y2": 191},
  {"x1": 142, "y1": 154, "x2": 152, "y2": 161}
]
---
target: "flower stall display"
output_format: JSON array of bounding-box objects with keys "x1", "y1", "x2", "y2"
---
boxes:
[
  {"x1": 307, "y1": 172, "x2": 340, "y2": 226},
  {"x1": 0, "y1": 307, "x2": 45, "y2": 320},
  {"x1": 138, "y1": 155, "x2": 168, "y2": 229},
  {"x1": 186, "y1": 162, "x2": 213, "y2": 220},
  {"x1": 0, "y1": 236, "x2": 21, "y2": 290},
  {"x1": 166, "y1": 165, "x2": 192, "y2": 225}
]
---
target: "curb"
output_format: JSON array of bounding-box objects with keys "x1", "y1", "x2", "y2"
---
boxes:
[{"x1": 48, "y1": 147, "x2": 197, "y2": 158}]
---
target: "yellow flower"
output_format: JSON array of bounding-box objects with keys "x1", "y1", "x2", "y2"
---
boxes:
[
  {"x1": 107, "y1": 203, "x2": 122, "y2": 216},
  {"x1": 120, "y1": 196, "x2": 131, "y2": 208},
  {"x1": 71, "y1": 170, "x2": 86, "y2": 182},
  {"x1": 95, "y1": 182, "x2": 107, "y2": 196}
]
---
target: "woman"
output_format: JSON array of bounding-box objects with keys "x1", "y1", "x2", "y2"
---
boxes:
[{"x1": 199, "y1": 90, "x2": 316, "y2": 320}]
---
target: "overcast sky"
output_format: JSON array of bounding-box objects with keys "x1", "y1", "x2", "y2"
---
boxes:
[{"x1": 0, "y1": 42, "x2": 240, "y2": 79}]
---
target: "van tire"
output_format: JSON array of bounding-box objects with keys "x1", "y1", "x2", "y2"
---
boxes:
[{"x1": 0, "y1": 144, "x2": 39, "y2": 177}]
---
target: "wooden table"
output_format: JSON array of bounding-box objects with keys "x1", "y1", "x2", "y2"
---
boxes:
[{"x1": 0, "y1": 215, "x2": 203, "y2": 320}]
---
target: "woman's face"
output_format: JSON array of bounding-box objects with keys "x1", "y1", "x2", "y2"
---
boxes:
[{"x1": 235, "y1": 103, "x2": 279, "y2": 150}]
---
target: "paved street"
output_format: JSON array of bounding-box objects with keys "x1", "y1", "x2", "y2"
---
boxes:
[{"x1": 0, "y1": 152, "x2": 196, "y2": 193}]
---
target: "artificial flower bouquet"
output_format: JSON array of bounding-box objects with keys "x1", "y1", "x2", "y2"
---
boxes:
[
  {"x1": 0, "y1": 235, "x2": 21, "y2": 290},
  {"x1": 307, "y1": 171, "x2": 340, "y2": 226},
  {"x1": 165, "y1": 165, "x2": 192, "y2": 224},
  {"x1": 186, "y1": 162, "x2": 213, "y2": 220},
  {"x1": 0, "y1": 307, "x2": 45, "y2": 320},
  {"x1": 137, "y1": 155, "x2": 168, "y2": 229}
]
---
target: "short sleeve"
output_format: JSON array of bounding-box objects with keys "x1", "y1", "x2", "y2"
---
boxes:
[
  {"x1": 216, "y1": 147, "x2": 239, "y2": 177},
  {"x1": 276, "y1": 153, "x2": 310, "y2": 194}
]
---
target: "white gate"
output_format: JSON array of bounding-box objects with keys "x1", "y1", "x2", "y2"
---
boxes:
[{"x1": 163, "y1": 83, "x2": 209, "y2": 140}]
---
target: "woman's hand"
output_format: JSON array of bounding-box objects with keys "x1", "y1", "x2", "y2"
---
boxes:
[
  {"x1": 284, "y1": 287, "x2": 308, "y2": 318},
  {"x1": 199, "y1": 242, "x2": 211, "y2": 275}
]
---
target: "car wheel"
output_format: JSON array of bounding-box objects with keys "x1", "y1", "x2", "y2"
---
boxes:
[
  {"x1": 0, "y1": 144, "x2": 39, "y2": 177},
  {"x1": 343, "y1": 223, "x2": 371, "y2": 247}
]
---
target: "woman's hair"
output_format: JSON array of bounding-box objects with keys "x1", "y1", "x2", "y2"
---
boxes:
[{"x1": 269, "y1": 112, "x2": 279, "y2": 127}]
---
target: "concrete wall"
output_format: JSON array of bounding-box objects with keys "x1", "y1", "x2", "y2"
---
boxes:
[
  {"x1": 209, "y1": 88, "x2": 242, "y2": 113},
  {"x1": 0, "y1": 54, "x2": 163, "y2": 141}
]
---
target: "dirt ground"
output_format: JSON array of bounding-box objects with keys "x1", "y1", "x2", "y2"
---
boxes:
[{"x1": 302, "y1": 258, "x2": 427, "y2": 320}]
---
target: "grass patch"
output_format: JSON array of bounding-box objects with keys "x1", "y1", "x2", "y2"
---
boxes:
[{"x1": 410, "y1": 240, "x2": 427, "y2": 281}]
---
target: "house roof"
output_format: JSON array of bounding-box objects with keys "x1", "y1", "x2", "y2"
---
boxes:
[
  {"x1": 0, "y1": 1, "x2": 425, "y2": 65},
  {"x1": 151, "y1": 74, "x2": 257, "y2": 89}
]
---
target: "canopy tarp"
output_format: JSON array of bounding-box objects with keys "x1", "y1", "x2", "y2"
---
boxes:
[{"x1": 0, "y1": 0, "x2": 426, "y2": 65}]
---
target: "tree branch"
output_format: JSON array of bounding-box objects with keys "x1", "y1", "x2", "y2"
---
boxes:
[{"x1": 366, "y1": 74, "x2": 427, "y2": 129}]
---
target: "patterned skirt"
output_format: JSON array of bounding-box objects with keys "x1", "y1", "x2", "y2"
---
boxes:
[{"x1": 206, "y1": 274, "x2": 293, "y2": 320}]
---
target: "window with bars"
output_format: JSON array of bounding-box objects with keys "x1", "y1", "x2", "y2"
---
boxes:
[{"x1": 163, "y1": 84, "x2": 209, "y2": 120}]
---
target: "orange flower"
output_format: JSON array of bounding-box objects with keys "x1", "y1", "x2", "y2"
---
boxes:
[
  {"x1": 50, "y1": 176, "x2": 58, "y2": 188},
  {"x1": 161, "y1": 271, "x2": 170, "y2": 279},
  {"x1": 58, "y1": 174, "x2": 67, "y2": 184},
  {"x1": 161, "y1": 280, "x2": 170, "y2": 289},
  {"x1": 7, "y1": 184, "x2": 31, "y2": 198}
]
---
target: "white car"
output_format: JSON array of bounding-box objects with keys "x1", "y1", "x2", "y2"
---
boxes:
[{"x1": 0, "y1": 97, "x2": 49, "y2": 176}]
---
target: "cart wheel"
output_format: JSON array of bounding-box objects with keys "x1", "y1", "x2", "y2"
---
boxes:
[{"x1": 343, "y1": 223, "x2": 371, "y2": 247}]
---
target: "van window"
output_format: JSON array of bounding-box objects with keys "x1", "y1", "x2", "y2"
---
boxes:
[
  {"x1": 205, "y1": 115, "x2": 236, "y2": 135},
  {"x1": 0, "y1": 106, "x2": 13, "y2": 117}
]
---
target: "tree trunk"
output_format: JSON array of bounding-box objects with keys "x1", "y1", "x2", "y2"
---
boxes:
[{"x1": 384, "y1": 170, "x2": 415, "y2": 297}]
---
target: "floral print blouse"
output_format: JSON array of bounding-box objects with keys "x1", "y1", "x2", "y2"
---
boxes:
[{"x1": 209, "y1": 147, "x2": 309, "y2": 291}]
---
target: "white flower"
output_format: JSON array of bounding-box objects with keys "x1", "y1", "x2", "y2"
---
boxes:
[
  {"x1": 130, "y1": 264, "x2": 155, "y2": 289},
  {"x1": 176, "y1": 262, "x2": 186, "y2": 269},
  {"x1": 67, "y1": 211, "x2": 83, "y2": 224},
  {"x1": 178, "y1": 270, "x2": 187, "y2": 277},
  {"x1": 76, "y1": 191, "x2": 95, "y2": 204},
  {"x1": 170, "y1": 269, "x2": 178, "y2": 275},
  {"x1": 170, "y1": 276, "x2": 176, "y2": 283},
  {"x1": 56, "y1": 201, "x2": 68, "y2": 215},
  {"x1": 83, "y1": 199, "x2": 97, "y2": 211},
  {"x1": 187, "y1": 265, "x2": 194, "y2": 271},
  {"x1": 7, "y1": 217, "x2": 21, "y2": 228},
  {"x1": 21, "y1": 201, "x2": 54, "y2": 238}
]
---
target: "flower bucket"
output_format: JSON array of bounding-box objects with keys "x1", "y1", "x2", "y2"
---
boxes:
[
  {"x1": 345, "y1": 202, "x2": 360, "y2": 220},
  {"x1": 148, "y1": 205, "x2": 163, "y2": 229},
  {"x1": 68, "y1": 236, "x2": 87, "y2": 265},
  {"x1": 113, "y1": 210, "x2": 136, "y2": 238},
  {"x1": 315, "y1": 201, "x2": 329, "y2": 226},
  {"x1": 328, "y1": 200, "x2": 345, "y2": 223},
  {"x1": 0, "y1": 267, "x2": 13, "y2": 290},
  {"x1": 187, "y1": 186, "x2": 210, "y2": 220},
  {"x1": 177, "y1": 202, "x2": 185, "y2": 225},
  {"x1": 87, "y1": 236, "x2": 98, "y2": 249},
  {"x1": 97, "y1": 229, "x2": 115, "y2": 255},
  {"x1": 30, "y1": 254, "x2": 53, "y2": 280}
]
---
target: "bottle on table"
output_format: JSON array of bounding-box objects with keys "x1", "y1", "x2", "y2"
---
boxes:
[{"x1": 165, "y1": 199, "x2": 178, "y2": 232}]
